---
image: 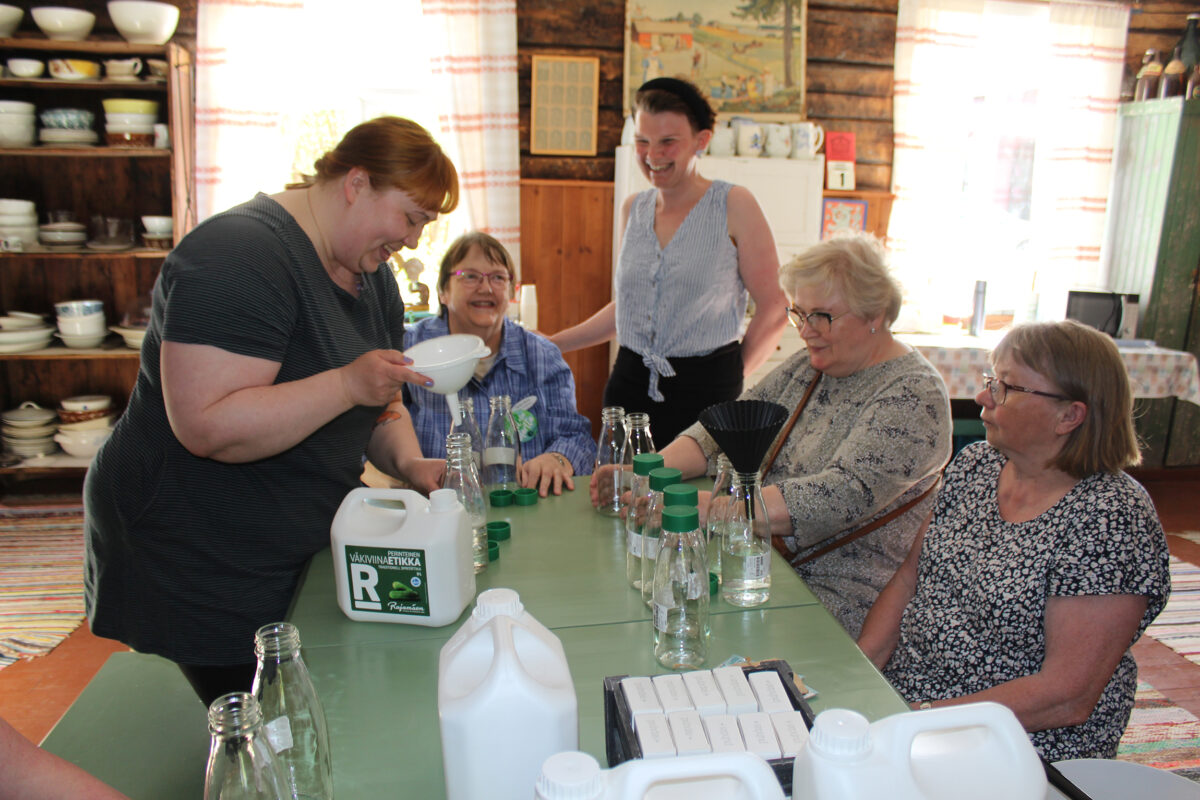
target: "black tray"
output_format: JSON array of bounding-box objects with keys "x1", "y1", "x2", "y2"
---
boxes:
[{"x1": 603, "y1": 659, "x2": 815, "y2": 794}]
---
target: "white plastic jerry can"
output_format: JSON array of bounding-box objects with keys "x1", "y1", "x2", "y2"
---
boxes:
[
  {"x1": 791, "y1": 701, "x2": 1047, "y2": 800},
  {"x1": 330, "y1": 487, "x2": 475, "y2": 627},
  {"x1": 535, "y1": 750, "x2": 786, "y2": 800},
  {"x1": 438, "y1": 588, "x2": 578, "y2": 800}
]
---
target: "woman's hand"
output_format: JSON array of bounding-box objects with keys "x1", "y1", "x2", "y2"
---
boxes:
[
  {"x1": 520, "y1": 452, "x2": 575, "y2": 497},
  {"x1": 402, "y1": 457, "x2": 447, "y2": 495},
  {"x1": 590, "y1": 463, "x2": 620, "y2": 509},
  {"x1": 339, "y1": 350, "x2": 431, "y2": 407}
]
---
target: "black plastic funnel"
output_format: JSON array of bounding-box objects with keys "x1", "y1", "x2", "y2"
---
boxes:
[{"x1": 698, "y1": 399, "x2": 789, "y2": 474}]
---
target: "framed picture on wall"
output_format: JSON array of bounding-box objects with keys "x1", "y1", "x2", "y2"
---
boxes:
[
  {"x1": 531, "y1": 55, "x2": 600, "y2": 156},
  {"x1": 821, "y1": 197, "x2": 868, "y2": 239},
  {"x1": 623, "y1": 0, "x2": 808, "y2": 119}
]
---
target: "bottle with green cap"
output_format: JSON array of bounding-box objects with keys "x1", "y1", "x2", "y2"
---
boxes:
[
  {"x1": 651, "y1": 505, "x2": 709, "y2": 669},
  {"x1": 639, "y1": 468, "x2": 685, "y2": 607},
  {"x1": 625, "y1": 452, "x2": 664, "y2": 590}
]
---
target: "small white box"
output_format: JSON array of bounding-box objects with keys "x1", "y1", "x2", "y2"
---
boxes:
[
  {"x1": 770, "y1": 710, "x2": 810, "y2": 757},
  {"x1": 748, "y1": 670, "x2": 794, "y2": 714},
  {"x1": 682, "y1": 669, "x2": 727, "y2": 717},
  {"x1": 621, "y1": 676, "x2": 662, "y2": 729},
  {"x1": 667, "y1": 710, "x2": 711, "y2": 756},
  {"x1": 712, "y1": 666, "x2": 758, "y2": 715},
  {"x1": 738, "y1": 711, "x2": 782, "y2": 760},
  {"x1": 652, "y1": 674, "x2": 694, "y2": 714},
  {"x1": 701, "y1": 713, "x2": 745, "y2": 753},
  {"x1": 635, "y1": 712, "x2": 676, "y2": 759}
]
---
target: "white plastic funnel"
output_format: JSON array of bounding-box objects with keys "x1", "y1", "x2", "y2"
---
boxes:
[{"x1": 404, "y1": 334, "x2": 491, "y2": 424}]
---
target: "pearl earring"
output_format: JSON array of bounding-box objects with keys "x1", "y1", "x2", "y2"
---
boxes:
[{"x1": 870, "y1": 327, "x2": 876, "y2": 334}]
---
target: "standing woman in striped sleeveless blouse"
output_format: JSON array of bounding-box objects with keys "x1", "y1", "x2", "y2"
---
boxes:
[
  {"x1": 549, "y1": 78, "x2": 788, "y2": 446},
  {"x1": 82, "y1": 117, "x2": 457, "y2": 706}
]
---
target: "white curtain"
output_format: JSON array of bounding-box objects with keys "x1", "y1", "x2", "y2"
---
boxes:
[
  {"x1": 890, "y1": 0, "x2": 1129, "y2": 330},
  {"x1": 195, "y1": 0, "x2": 521, "y2": 268}
]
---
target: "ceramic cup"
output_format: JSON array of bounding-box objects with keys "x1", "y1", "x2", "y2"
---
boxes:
[
  {"x1": 708, "y1": 124, "x2": 735, "y2": 156},
  {"x1": 146, "y1": 58, "x2": 168, "y2": 78},
  {"x1": 790, "y1": 121, "x2": 825, "y2": 159},
  {"x1": 763, "y1": 123, "x2": 792, "y2": 158},
  {"x1": 734, "y1": 122, "x2": 762, "y2": 157},
  {"x1": 6, "y1": 58, "x2": 44, "y2": 78},
  {"x1": 104, "y1": 58, "x2": 142, "y2": 79}
]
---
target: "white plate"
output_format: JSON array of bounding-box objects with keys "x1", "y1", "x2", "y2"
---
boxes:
[
  {"x1": 0, "y1": 314, "x2": 45, "y2": 330},
  {"x1": 0, "y1": 325, "x2": 55, "y2": 343},
  {"x1": 0, "y1": 337, "x2": 53, "y2": 354},
  {"x1": 109, "y1": 325, "x2": 147, "y2": 349},
  {"x1": 2, "y1": 423, "x2": 58, "y2": 438},
  {"x1": 39, "y1": 129, "x2": 98, "y2": 144},
  {"x1": 86, "y1": 240, "x2": 134, "y2": 252}
]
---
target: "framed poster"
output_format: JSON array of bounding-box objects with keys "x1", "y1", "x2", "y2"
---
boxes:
[
  {"x1": 531, "y1": 55, "x2": 600, "y2": 156},
  {"x1": 821, "y1": 198, "x2": 868, "y2": 239},
  {"x1": 623, "y1": 0, "x2": 808, "y2": 119}
]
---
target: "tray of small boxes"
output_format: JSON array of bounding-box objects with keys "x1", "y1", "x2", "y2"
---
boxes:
[{"x1": 603, "y1": 659, "x2": 815, "y2": 795}]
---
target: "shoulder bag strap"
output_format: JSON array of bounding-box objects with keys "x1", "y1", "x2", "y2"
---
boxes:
[{"x1": 759, "y1": 371, "x2": 822, "y2": 476}]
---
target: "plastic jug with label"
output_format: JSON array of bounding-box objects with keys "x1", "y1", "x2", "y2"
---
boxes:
[
  {"x1": 330, "y1": 487, "x2": 475, "y2": 627},
  {"x1": 790, "y1": 702, "x2": 1046, "y2": 800},
  {"x1": 438, "y1": 588, "x2": 578, "y2": 800},
  {"x1": 535, "y1": 750, "x2": 785, "y2": 800}
]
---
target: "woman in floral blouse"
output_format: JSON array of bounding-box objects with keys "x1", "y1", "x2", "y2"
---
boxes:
[{"x1": 858, "y1": 320, "x2": 1170, "y2": 761}]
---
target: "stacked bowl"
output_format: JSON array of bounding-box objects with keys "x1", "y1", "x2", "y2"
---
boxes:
[
  {"x1": 55, "y1": 298, "x2": 107, "y2": 348},
  {"x1": 0, "y1": 4, "x2": 24, "y2": 37},
  {"x1": 2, "y1": 402, "x2": 59, "y2": 459},
  {"x1": 31, "y1": 6, "x2": 96, "y2": 41},
  {"x1": 39, "y1": 107, "x2": 97, "y2": 147},
  {"x1": 0, "y1": 197, "x2": 37, "y2": 249},
  {"x1": 0, "y1": 100, "x2": 36, "y2": 148},
  {"x1": 54, "y1": 394, "x2": 114, "y2": 457},
  {"x1": 108, "y1": 1, "x2": 179, "y2": 45},
  {"x1": 102, "y1": 98, "x2": 157, "y2": 147}
]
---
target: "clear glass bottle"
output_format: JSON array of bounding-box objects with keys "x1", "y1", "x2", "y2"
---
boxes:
[
  {"x1": 617, "y1": 412, "x2": 655, "y2": 519},
  {"x1": 449, "y1": 390, "x2": 483, "y2": 472},
  {"x1": 444, "y1": 431, "x2": 488, "y2": 574},
  {"x1": 652, "y1": 505, "x2": 709, "y2": 669},
  {"x1": 593, "y1": 406, "x2": 627, "y2": 516},
  {"x1": 483, "y1": 394, "x2": 520, "y2": 493},
  {"x1": 639, "y1": 467, "x2": 684, "y2": 607},
  {"x1": 705, "y1": 453, "x2": 734, "y2": 583},
  {"x1": 722, "y1": 471, "x2": 772, "y2": 607},
  {"x1": 252, "y1": 622, "x2": 333, "y2": 800},
  {"x1": 625, "y1": 452, "x2": 664, "y2": 590},
  {"x1": 204, "y1": 692, "x2": 290, "y2": 800}
]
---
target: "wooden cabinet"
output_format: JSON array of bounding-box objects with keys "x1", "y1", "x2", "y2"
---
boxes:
[{"x1": 0, "y1": 36, "x2": 195, "y2": 477}]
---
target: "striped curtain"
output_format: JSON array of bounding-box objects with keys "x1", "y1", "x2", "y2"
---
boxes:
[
  {"x1": 890, "y1": 0, "x2": 1129, "y2": 329},
  {"x1": 422, "y1": 0, "x2": 522, "y2": 273}
]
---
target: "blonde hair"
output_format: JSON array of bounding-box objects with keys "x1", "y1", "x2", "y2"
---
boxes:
[
  {"x1": 779, "y1": 232, "x2": 902, "y2": 327},
  {"x1": 991, "y1": 320, "x2": 1141, "y2": 477}
]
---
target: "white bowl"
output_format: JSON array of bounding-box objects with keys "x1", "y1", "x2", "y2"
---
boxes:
[
  {"x1": 57, "y1": 314, "x2": 106, "y2": 336},
  {"x1": 404, "y1": 334, "x2": 491, "y2": 395},
  {"x1": 58, "y1": 414, "x2": 115, "y2": 431},
  {"x1": 61, "y1": 394, "x2": 111, "y2": 412},
  {"x1": 0, "y1": 328, "x2": 53, "y2": 353},
  {"x1": 0, "y1": 128, "x2": 35, "y2": 147},
  {"x1": 55, "y1": 331, "x2": 107, "y2": 348},
  {"x1": 0, "y1": 4, "x2": 23, "y2": 37},
  {"x1": 54, "y1": 429, "x2": 110, "y2": 457},
  {"x1": 141, "y1": 215, "x2": 172, "y2": 235},
  {"x1": 0, "y1": 314, "x2": 45, "y2": 330},
  {"x1": 2, "y1": 422, "x2": 58, "y2": 439},
  {"x1": 0, "y1": 101, "x2": 35, "y2": 116},
  {"x1": 2, "y1": 401, "x2": 57, "y2": 426},
  {"x1": 0, "y1": 198, "x2": 35, "y2": 214},
  {"x1": 0, "y1": 225, "x2": 38, "y2": 244},
  {"x1": 105, "y1": 122, "x2": 154, "y2": 134},
  {"x1": 0, "y1": 212, "x2": 36, "y2": 226},
  {"x1": 54, "y1": 299, "x2": 104, "y2": 317},
  {"x1": 31, "y1": 6, "x2": 97, "y2": 41},
  {"x1": 105, "y1": 112, "x2": 157, "y2": 127},
  {"x1": 39, "y1": 230, "x2": 87, "y2": 244},
  {"x1": 7, "y1": 59, "x2": 45, "y2": 79},
  {"x1": 107, "y1": 1, "x2": 178, "y2": 45},
  {"x1": 109, "y1": 325, "x2": 146, "y2": 349}
]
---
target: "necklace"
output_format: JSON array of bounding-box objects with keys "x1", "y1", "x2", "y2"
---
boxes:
[{"x1": 307, "y1": 186, "x2": 362, "y2": 294}]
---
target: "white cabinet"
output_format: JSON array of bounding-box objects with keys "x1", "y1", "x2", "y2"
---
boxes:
[{"x1": 612, "y1": 145, "x2": 825, "y2": 268}]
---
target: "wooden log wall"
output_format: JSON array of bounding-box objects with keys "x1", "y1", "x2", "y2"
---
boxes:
[{"x1": 1128, "y1": 1, "x2": 1200, "y2": 84}]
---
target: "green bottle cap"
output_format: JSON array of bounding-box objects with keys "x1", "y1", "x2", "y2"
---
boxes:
[
  {"x1": 489, "y1": 489, "x2": 514, "y2": 507},
  {"x1": 513, "y1": 487, "x2": 538, "y2": 506},
  {"x1": 709, "y1": 572, "x2": 719, "y2": 596},
  {"x1": 648, "y1": 467, "x2": 683, "y2": 491},
  {"x1": 632, "y1": 452, "x2": 664, "y2": 476},
  {"x1": 662, "y1": 505, "x2": 700, "y2": 533},
  {"x1": 486, "y1": 520, "x2": 511, "y2": 541},
  {"x1": 488, "y1": 540, "x2": 500, "y2": 561},
  {"x1": 663, "y1": 483, "x2": 699, "y2": 507}
]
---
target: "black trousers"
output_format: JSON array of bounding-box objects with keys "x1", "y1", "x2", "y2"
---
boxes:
[{"x1": 604, "y1": 343, "x2": 744, "y2": 447}]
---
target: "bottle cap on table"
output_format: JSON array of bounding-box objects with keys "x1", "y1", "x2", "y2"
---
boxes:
[
  {"x1": 486, "y1": 520, "x2": 511, "y2": 542},
  {"x1": 490, "y1": 489, "x2": 514, "y2": 507},
  {"x1": 488, "y1": 540, "x2": 500, "y2": 561},
  {"x1": 514, "y1": 487, "x2": 538, "y2": 506}
]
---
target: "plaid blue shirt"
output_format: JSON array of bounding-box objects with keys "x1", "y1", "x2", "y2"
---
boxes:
[{"x1": 403, "y1": 315, "x2": 595, "y2": 475}]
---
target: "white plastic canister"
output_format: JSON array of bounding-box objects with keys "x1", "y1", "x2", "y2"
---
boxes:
[
  {"x1": 791, "y1": 701, "x2": 1047, "y2": 800},
  {"x1": 330, "y1": 487, "x2": 475, "y2": 627},
  {"x1": 536, "y1": 751, "x2": 786, "y2": 800},
  {"x1": 438, "y1": 588, "x2": 577, "y2": 800}
]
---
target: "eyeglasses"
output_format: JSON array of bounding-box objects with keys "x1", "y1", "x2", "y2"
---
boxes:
[
  {"x1": 451, "y1": 269, "x2": 510, "y2": 288},
  {"x1": 786, "y1": 305, "x2": 850, "y2": 334},
  {"x1": 981, "y1": 373, "x2": 1071, "y2": 405}
]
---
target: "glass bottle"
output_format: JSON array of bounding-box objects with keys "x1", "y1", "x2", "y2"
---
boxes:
[
  {"x1": 252, "y1": 622, "x2": 333, "y2": 800},
  {"x1": 593, "y1": 406, "x2": 627, "y2": 516},
  {"x1": 1135, "y1": 49, "x2": 1163, "y2": 101},
  {"x1": 652, "y1": 505, "x2": 709, "y2": 669},
  {"x1": 483, "y1": 394, "x2": 519, "y2": 493},
  {"x1": 617, "y1": 412, "x2": 655, "y2": 518},
  {"x1": 625, "y1": 452, "x2": 664, "y2": 590},
  {"x1": 449, "y1": 390, "x2": 483, "y2": 472},
  {"x1": 1160, "y1": 46, "x2": 1186, "y2": 98},
  {"x1": 639, "y1": 467, "x2": 684, "y2": 607},
  {"x1": 1188, "y1": 62, "x2": 1200, "y2": 99},
  {"x1": 705, "y1": 453, "x2": 734, "y2": 583},
  {"x1": 1178, "y1": 13, "x2": 1200, "y2": 72},
  {"x1": 722, "y1": 471, "x2": 772, "y2": 607},
  {"x1": 444, "y1": 432, "x2": 488, "y2": 574},
  {"x1": 204, "y1": 692, "x2": 290, "y2": 800}
]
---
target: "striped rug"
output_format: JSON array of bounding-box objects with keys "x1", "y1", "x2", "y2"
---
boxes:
[
  {"x1": 1145, "y1": 554, "x2": 1200, "y2": 668},
  {"x1": 1118, "y1": 681, "x2": 1200, "y2": 782},
  {"x1": 0, "y1": 501, "x2": 85, "y2": 670}
]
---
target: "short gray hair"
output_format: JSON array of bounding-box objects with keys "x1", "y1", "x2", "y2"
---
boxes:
[{"x1": 779, "y1": 232, "x2": 903, "y2": 327}]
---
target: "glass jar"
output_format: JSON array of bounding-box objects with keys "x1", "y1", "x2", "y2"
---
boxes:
[
  {"x1": 722, "y1": 471, "x2": 772, "y2": 607},
  {"x1": 593, "y1": 406, "x2": 627, "y2": 516}
]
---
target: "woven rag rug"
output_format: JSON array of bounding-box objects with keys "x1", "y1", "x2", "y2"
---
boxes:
[
  {"x1": 1145, "y1": 551, "x2": 1200, "y2": 668},
  {"x1": 1118, "y1": 681, "x2": 1200, "y2": 782},
  {"x1": 0, "y1": 500, "x2": 85, "y2": 670}
]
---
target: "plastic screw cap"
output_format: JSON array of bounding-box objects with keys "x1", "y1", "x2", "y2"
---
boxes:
[
  {"x1": 490, "y1": 489, "x2": 514, "y2": 507},
  {"x1": 631, "y1": 452, "x2": 664, "y2": 476},
  {"x1": 663, "y1": 482, "x2": 699, "y2": 507},
  {"x1": 486, "y1": 520, "x2": 511, "y2": 541},
  {"x1": 474, "y1": 587, "x2": 523, "y2": 621},
  {"x1": 514, "y1": 487, "x2": 538, "y2": 505},
  {"x1": 488, "y1": 540, "x2": 500, "y2": 561},
  {"x1": 809, "y1": 708, "x2": 872, "y2": 761},
  {"x1": 535, "y1": 751, "x2": 604, "y2": 800},
  {"x1": 429, "y1": 487, "x2": 460, "y2": 513}
]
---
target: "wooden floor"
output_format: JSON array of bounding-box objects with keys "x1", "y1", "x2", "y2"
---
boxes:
[{"x1": 0, "y1": 473, "x2": 1198, "y2": 748}]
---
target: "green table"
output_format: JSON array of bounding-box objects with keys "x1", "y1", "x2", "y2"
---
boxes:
[{"x1": 42, "y1": 485, "x2": 906, "y2": 799}]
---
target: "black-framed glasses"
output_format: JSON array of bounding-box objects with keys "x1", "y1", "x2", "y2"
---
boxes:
[
  {"x1": 451, "y1": 269, "x2": 510, "y2": 288},
  {"x1": 786, "y1": 305, "x2": 850, "y2": 334},
  {"x1": 981, "y1": 373, "x2": 1071, "y2": 405}
]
